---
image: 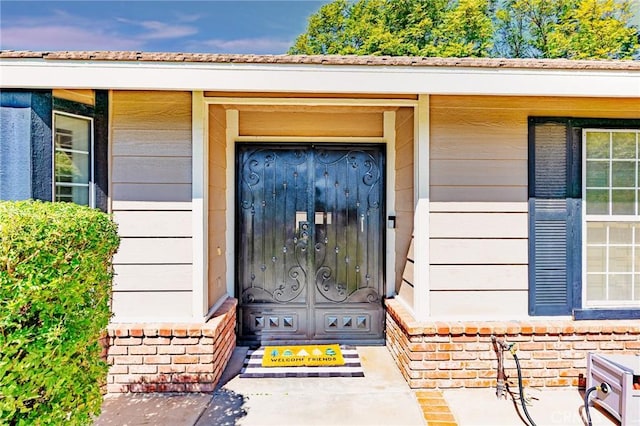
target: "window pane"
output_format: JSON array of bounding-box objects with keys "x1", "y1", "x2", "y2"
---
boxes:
[
  {"x1": 55, "y1": 185, "x2": 73, "y2": 203},
  {"x1": 609, "y1": 222, "x2": 632, "y2": 244},
  {"x1": 587, "y1": 246, "x2": 606, "y2": 273},
  {"x1": 586, "y1": 189, "x2": 609, "y2": 214},
  {"x1": 583, "y1": 130, "x2": 639, "y2": 308},
  {"x1": 612, "y1": 132, "x2": 636, "y2": 159},
  {"x1": 55, "y1": 114, "x2": 90, "y2": 152},
  {"x1": 609, "y1": 274, "x2": 632, "y2": 300},
  {"x1": 586, "y1": 161, "x2": 609, "y2": 187},
  {"x1": 56, "y1": 185, "x2": 89, "y2": 205},
  {"x1": 586, "y1": 222, "x2": 606, "y2": 244},
  {"x1": 611, "y1": 161, "x2": 636, "y2": 187},
  {"x1": 586, "y1": 132, "x2": 610, "y2": 159},
  {"x1": 54, "y1": 151, "x2": 89, "y2": 183},
  {"x1": 54, "y1": 113, "x2": 91, "y2": 205},
  {"x1": 71, "y1": 186, "x2": 89, "y2": 205},
  {"x1": 612, "y1": 190, "x2": 635, "y2": 215},
  {"x1": 586, "y1": 274, "x2": 606, "y2": 301},
  {"x1": 609, "y1": 246, "x2": 632, "y2": 272}
]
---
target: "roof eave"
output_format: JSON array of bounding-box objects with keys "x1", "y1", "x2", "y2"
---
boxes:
[{"x1": 0, "y1": 55, "x2": 638, "y2": 98}]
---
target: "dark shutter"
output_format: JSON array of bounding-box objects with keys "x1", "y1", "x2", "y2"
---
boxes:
[
  {"x1": 529, "y1": 120, "x2": 580, "y2": 315},
  {"x1": 30, "y1": 91, "x2": 53, "y2": 201},
  {"x1": 93, "y1": 90, "x2": 109, "y2": 212}
]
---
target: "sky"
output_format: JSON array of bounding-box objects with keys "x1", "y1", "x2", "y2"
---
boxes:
[
  {"x1": 0, "y1": 1, "x2": 330, "y2": 54},
  {"x1": 2, "y1": 1, "x2": 638, "y2": 55}
]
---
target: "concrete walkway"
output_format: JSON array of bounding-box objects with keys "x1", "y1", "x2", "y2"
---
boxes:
[
  {"x1": 95, "y1": 346, "x2": 426, "y2": 426},
  {"x1": 96, "y1": 346, "x2": 622, "y2": 426}
]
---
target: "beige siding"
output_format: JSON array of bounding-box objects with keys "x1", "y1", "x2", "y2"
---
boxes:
[
  {"x1": 111, "y1": 129, "x2": 192, "y2": 156},
  {"x1": 208, "y1": 105, "x2": 227, "y2": 309},
  {"x1": 397, "y1": 238, "x2": 415, "y2": 312},
  {"x1": 114, "y1": 211, "x2": 192, "y2": 237},
  {"x1": 430, "y1": 265, "x2": 528, "y2": 291},
  {"x1": 239, "y1": 109, "x2": 383, "y2": 137},
  {"x1": 113, "y1": 264, "x2": 193, "y2": 291},
  {"x1": 111, "y1": 91, "x2": 193, "y2": 322},
  {"x1": 395, "y1": 108, "x2": 414, "y2": 295},
  {"x1": 430, "y1": 291, "x2": 527, "y2": 317},
  {"x1": 428, "y1": 95, "x2": 640, "y2": 317},
  {"x1": 112, "y1": 184, "x2": 191, "y2": 208},
  {"x1": 111, "y1": 291, "x2": 192, "y2": 322},
  {"x1": 53, "y1": 89, "x2": 95, "y2": 105},
  {"x1": 430, "y1": 213, "x2": 527, "y2": 238}
]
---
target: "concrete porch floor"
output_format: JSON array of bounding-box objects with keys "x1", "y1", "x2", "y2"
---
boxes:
[
  {"x1": 95, "y1": 346, "x2": 621, "y2": 426},
  {"x1": 442, "y1": 387, "x2": 620, "y2": 426}
]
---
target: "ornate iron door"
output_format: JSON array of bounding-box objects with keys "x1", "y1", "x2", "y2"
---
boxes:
[{"x1": 236, "y1": 144, "x2": 385, "y2": 344}]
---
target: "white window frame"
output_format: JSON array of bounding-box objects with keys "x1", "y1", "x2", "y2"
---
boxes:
[
  {"x1": 582, "y1": 128, "x2": 640, "y2": 308},
  {"x1": 52, "y1": 111, "x2": 95, "y2": 208}
]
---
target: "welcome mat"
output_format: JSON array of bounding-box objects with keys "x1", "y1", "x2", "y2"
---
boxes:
[
  {"x1": 262, "y1": 344, "x2": 344, "y2": 367},
  {"x1": 239, "y1": 345, "x2": 364, "y2": 378}
]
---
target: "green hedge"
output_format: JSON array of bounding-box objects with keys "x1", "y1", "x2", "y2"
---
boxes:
[{"x1": 0, "y1": 201, "x2": 119, "y2": 425}]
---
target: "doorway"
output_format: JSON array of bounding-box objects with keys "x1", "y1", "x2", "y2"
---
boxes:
[{"x1": 236, "y1": 144, "x2": 386, "y2": 344}]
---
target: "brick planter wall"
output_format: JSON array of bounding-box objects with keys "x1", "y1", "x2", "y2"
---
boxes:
[
  {"x1": 386, "y1": 298, "x2": 640, "y2": 390},
  {"x1": 104, "y1": 297, "x2": 237, "y2": 393}
]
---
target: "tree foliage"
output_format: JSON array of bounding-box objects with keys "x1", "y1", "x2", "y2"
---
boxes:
[
  {"x1": 289, "y1": 0, "x2": 639, "y2": 59},
  {"x1": 495, "y1": 0, "x2": 639, "y2": 58}
]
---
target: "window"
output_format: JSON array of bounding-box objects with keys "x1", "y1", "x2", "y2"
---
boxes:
[
  {"x1": 0, "y1": 90, "x2": 107, "y2": 210},
  {"x1": 529, "y1": 118, "x2": 640, "y2": 319},
  {"x1": 53, "y1": 112, "x2": 93, "y2": 206},
  {"x1": 583, "y1": 130, "x2": 639, "y2": 307}
]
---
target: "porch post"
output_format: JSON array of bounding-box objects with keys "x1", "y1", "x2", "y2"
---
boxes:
[
  {"x1": 413, "y1": 94, "x2": 430, "y2": 321},
  {"x1": 225, "y1": 109, "x2": 239, "y2": 297},
  {"x1": 192, "y1": 91, "x2": 208, "y2": 320},
  {"x1": 384, "y1": 111, "x2": 397, "y2": 299}
]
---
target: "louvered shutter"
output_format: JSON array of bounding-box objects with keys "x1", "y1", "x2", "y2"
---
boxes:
[{"x1": 529, "y1": 121, "x2": 580, "y2": 315}]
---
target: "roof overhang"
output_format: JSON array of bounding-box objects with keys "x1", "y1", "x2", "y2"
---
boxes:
[{"x1": 1, "y1": 57, "x2": 638, "y2": 98}]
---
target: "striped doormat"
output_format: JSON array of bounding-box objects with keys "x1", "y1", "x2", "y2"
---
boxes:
[{"x1": 239, "y1": 345, "x2": 365, "y2": 378}]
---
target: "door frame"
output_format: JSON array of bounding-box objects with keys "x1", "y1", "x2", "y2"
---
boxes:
[
  {"x1": 221, "y1": 106, "x2": 400, "y2": 304},
  {"x1": 198, "y1": 96, "x2": 416, "y2": 323}
]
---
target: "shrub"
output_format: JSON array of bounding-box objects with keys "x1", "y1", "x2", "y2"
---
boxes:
[{"x1": 0, "y1": 200, "x2": 119, "y2": 425}]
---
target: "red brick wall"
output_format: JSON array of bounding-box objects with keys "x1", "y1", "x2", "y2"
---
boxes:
[
  {"x1": 386, "y1": 298, "x2": 640, "y2": 389},
  {"x1": 104, "y1": 297, "x2": 237, "y2": 393}
]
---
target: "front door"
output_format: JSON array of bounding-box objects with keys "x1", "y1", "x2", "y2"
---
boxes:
[{"x1": 236, "y1": 144, "x2": 385, "y2": 344}]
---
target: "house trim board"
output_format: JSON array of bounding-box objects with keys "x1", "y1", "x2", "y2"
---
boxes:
[
  {"x1": 412, "y1": 95, "x2": 430, "y2": 321},
  {"x1": 384, "y1": 110, "x2": 396, "y2": 299},
  {"x1": 212, "y1": 98, "x2": 400, "y2": 310},
  {"x1": 1, "y1": 59, "x2": 637, "y2": 98},
  {"x1": 192, "y1": 90, "x2": 208, "y2": 320}
]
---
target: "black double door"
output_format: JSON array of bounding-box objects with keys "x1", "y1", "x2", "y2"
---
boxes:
[{"x1": 236, "y1": 144, "x2": 385, "y2": 344}]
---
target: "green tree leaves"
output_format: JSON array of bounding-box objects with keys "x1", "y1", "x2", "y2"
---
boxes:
[
  {"x1": 290, "y1": 0, "x2": 639, "y2": 59},
  {"x1": 548, "y1": 0, "x2": 638, "y2": 59},
  {"x1": 495, "y1": 0, "x2": 639, "y2": 58}
]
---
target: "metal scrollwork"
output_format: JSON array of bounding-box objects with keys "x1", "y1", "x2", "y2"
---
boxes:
[{"x1": 238, "y1": 145, "x2": 384, "y2": 340}]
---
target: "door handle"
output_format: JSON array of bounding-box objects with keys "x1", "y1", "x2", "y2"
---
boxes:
[{"x1": 360, "y1": 214, "x2": 364, "y2": 232}]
